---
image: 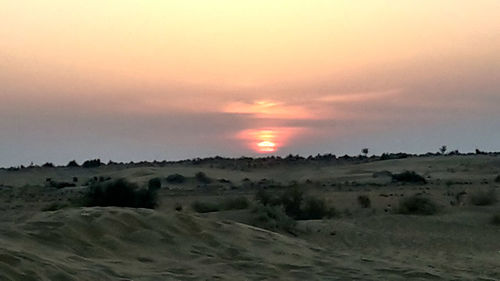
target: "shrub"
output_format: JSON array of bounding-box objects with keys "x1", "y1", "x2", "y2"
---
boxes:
[
  {"x1": 492, "y1": 214, "x2": 500, "y2": 225},
  {"x1": 250, "y1": 204, "x2": 296, "y2": 233},
  {"x1": 494, "y1": 175, "x2": 500, "y2": 183},
  {"x1": 67, "y1": 160, "x2": 79, "y2": 167},
  {"x1": 82, "y1": 159, "x2": 102, "y2": 168},
  {"x1": 280, "y1": 186, "x2": 304, "y2": 219},
  {"x1": 398, "y1": 195, "x2": 438, "y2": 215},
  {"x1": 41, "y1": 202, "x2": 68, "y2": 212},
  {"x1": 469, "y1": 189, "x2": 497, "y2": 206},
  {"x1": 42, "y1": 162, "x2": 55, "y2": 168},
  {"x1": 392, "y1": 171, "x2": 427, "y2": 184},
  {"x1": 357, "y1": 195, "x2": 371, "y2": 208},
  {"x1": 191, "y1": 201, "x2": 220, "y2": 213},
  {"x1": 48, "y1": 180, "x2": 76, "y2": 189},
  {"x1": 222, "y1": 196, "x2": 249, "y2": 210},
  {"x1": 300, "y1": 197, "x2": 334, "y2": 220},
  {"x1": 195, "y1": 172, "x2": 212, "y2": 184},
  {"x1": 85, "y1": 179, "x2": 158, "y2": 209},
  {"x1": 166, "y1": 173, "x2": 186, "y2": 183},
  {"x1": 148, "y1": 177, "x2": 162, "y2": 191},
  {"x1": 255, "y1": 189, "x2": 281, "y2": 206},
  {"x1": 191, "y1": 196, "x2": 249, "y2": 213}
]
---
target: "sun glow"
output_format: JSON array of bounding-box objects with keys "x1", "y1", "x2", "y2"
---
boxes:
[{"x1": 237, "y1": 127, "x2": 303, "y2": 153}]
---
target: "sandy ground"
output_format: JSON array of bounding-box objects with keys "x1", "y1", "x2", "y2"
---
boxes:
[{"x1": 0, "y1": 155, "x2": 499, "y2": 280}]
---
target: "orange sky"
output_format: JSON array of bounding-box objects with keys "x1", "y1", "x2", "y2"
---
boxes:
[{"x1": 1, "y1": 1, "x2": 499, "y2": 164}]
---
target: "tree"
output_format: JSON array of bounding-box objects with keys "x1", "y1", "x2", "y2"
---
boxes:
[
  {"x1": 439, "y1": 145, "x2": 447, "y2": 155},
  {"x1": 361, "y1": 148, "x2": 369, "y2": 157}
]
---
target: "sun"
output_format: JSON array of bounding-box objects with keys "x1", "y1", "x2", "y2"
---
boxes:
[{"x1": 257, "y1": 140, "x2": 276, "y2": 152}]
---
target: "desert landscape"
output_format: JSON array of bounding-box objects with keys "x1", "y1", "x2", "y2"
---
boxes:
[{"x1": 0, "y1": 153, "x2": 499, "y2": 280}]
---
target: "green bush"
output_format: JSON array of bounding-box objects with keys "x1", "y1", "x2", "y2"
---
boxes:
[
  {"x1": 195, "y1": 172, "x2": 212, "y2": 184},
  {"x1": 357, "y1": 195, "x2": 371, "y2": 208},
  {"x1": 392, "y1": 171, "x2": 427, "y2": 184},
  {"x1": 469, "y1": 189, "x2": 497, "y2": 206},
  {"x1": 251, "y1": 204, "x2": 296, "y2": 233},
  {"x1": 85, "y1": 179, "x2": 158, "y2": 209},
  {"x1": 398, "y1": 195, "x2": 438, "y2": 215},
  {"x1": 166, "y1": 173, "x2": 186, "y2": 183}
]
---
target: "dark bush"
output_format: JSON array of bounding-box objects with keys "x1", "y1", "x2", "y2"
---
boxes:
[
  {"x1": 166, "y1": 173, "x2": 186, "y2": 183},
  {"x1": 191, "y1": 201, "x2": 220, "y2": 213},
  {"x1": 148, "y1": 177, "x2": 162, "y2": 191},
  {"x1": 398, "y1": 195, "x2": 438, "y2": 215},
  {"x1": 82, "y1": 159, "x2": 102, "y2": 168},
  {"x1": 300, "y1": 197, "x2": 334, "y2": 220},
  {"x1": 67, "y1": 160, "x2": 79, "y2": 167},
  {"x1": 42, "y1": 162, "x2": 55, "y2": 168},
  {"x1": 280, "y1": 186, "x2": 304, "y2": 219},
  {"x1": 195, "y1": 172, "x2": 212, "y2": 184},
  {"x1": 191, "y1": 196, "x2": 249, "y2": 213},
  {"x1": 357, "y1": 195, "x2": 371, "y2": 208},
  {"x1": 494, "y1": 175, "x2": 500, "y2": 183},
  {"x1": 222, "y1": 196, "x2": 249, "y2": 210},
  {"x1": 392, "y1": 171, "x2": 427, "y2": 184},
  {"x1": 251, "y1": 204, "x2": 296, "y2": 233},
  {"x1": 492, "y1": 214, "x2": 500, "y2": 225},
  {"x1": 85, "y1": 179, "x2": 158, "y2": 209},
  {"x1": 469, "y1": 189, "x2": 497, "y2": 206},
  {"x1": 48, "y1": 180, "x2": 76, "y2": 189},
  {"x1": 255, "y1": 189, "x2": 281, "y2": 206},
  {"x1": 42, "y1": 202, "x2": 68, "y2": 212}
]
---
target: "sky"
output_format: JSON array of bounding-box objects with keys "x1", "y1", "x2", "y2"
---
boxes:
[{"x1": 1, "y1": 0, "x2": 500, "y2": 166}]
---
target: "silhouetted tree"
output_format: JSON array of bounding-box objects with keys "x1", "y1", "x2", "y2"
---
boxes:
[
  {"x1": 362, "y1": 148, "x2": 369, "y2": 157},
  {"x1": 439, "y1": 145, "x2": 447, "y2": 155}
]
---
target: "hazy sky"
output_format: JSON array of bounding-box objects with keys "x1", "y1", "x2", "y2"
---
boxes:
[{"x1": 1, "y1": 1, "x2": 499, "y2": 166}]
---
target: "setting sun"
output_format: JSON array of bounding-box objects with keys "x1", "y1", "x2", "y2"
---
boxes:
[{"x1": 257, "y1": 141, "x2": 276, "y2": 152}]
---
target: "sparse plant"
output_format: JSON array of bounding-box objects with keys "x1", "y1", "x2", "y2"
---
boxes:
[
  {"x1": 398, "y1": 195, "x2": 438, "y2": 215},
  {"x1": 357, "y1": 195, "x2": 371, "y2": 208},
  {"x1": 300, "y1": 197, "x2": 335, "y2": 220},
  {"x1": 362, "y1": 148, "x2": 369, "y2": 157},
  {"x1": 255, "y1": 189, "x2": 280, "y2": 206},
  {"x1": 469, "y1": 189, "x2": 497, "y2": 206},
  {"x1": 439, "y1": 145, "x2": 447, "y2": 155}
]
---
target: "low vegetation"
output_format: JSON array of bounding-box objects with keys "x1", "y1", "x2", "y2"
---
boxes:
[
  {"x1": 166, "y1": 173, "x2": 186, "y2": 183},
  {"x1": 195, "y1": 172, "x2": 212, "y2": 184},
  {"x1": 41, "y1": 202, "x2": 69, "y2": 212},
  {"x1": 357, "y1": 195, "x2": 371, "y2": 208},
  {"x1": 191, "y1": 196, "x2": 249, "y2": 213},
  {"x1": 250, "y1": 204, "x2": 296, "y2": 233},
  {"x1": 398, "y1": 195, "x2": 438, "y2": 215},
  {"x1": 84, "y1": 179, "x2": 158, "y2": 209},
  {"x1": 256, "y1": 186, "x2": 335, "y2": 220},
  {"x1": 469, "y1": 189, "x2": 497, "y2": 206},
  {"x1": 392, "y1": 171, "x2": 427, "y2": 184},
  {"x1": 148, "y1": 177, "x2": 162, "y2": 191},
  {"x1": 492, "y1": 214, "x2": 500, "y2": 225}
]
